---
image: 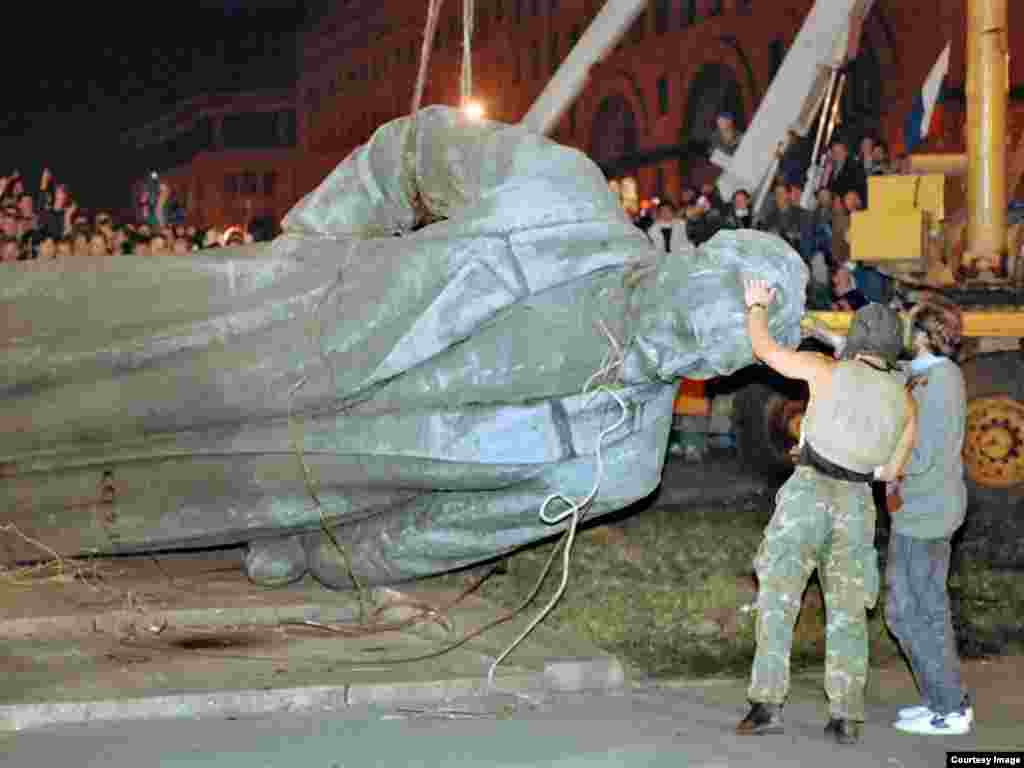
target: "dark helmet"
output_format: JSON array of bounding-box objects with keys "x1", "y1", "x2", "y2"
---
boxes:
[{"x1": 840, "y1": 303, "x2": 904, "y2": 365}]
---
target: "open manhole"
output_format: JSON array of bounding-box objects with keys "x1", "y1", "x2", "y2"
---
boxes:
[{"x1": 169, "y1": 631, "x2": 272, "y2": 652}]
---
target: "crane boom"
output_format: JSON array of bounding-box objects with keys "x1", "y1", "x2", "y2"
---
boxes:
[
  {"x1": 716, "y1": 0, "x2": 873, "y2": 204},
  {"x1": 521, "y1": 0, "x2": 648, "y2": 135}
]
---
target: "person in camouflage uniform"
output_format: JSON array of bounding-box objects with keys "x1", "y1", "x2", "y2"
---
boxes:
[{"x1": 737, "y1": 281, "x2": 917, "y2": 745}]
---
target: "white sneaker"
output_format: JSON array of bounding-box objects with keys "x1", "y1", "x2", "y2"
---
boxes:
[
  {"x1": 897, "y1": 705, "x2": 974, "y2": 723},
  {"x1": 894, "y1": 710, "x2": 972, "y2": 735},
  {"x1": 897, "y1": 705, "x2": 932, "y2": 720}
]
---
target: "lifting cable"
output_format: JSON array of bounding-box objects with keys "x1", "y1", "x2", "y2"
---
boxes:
[
  {"x1": 460, "y1": 0, "x2": 475, "y2": 109},
  {"x1": 410, "y1": 0, "x2": 445, "y2": 116},
  {"x1": 131, "y1": 0, "x2": 619, "y2": 685},
  {"x1": 273, "y1": 0, "x2": 623, "y2": 681}
]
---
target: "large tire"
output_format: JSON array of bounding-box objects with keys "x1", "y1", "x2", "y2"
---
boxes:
[
  {"x1": 729, "y1": 339, "x2": 833, "y2": 482},
  {"x1": 732, "y1": 368, "x2": 808, "y2": 483},
  {"x1": 958, "y1": 351, "x2": 1024, "y2": 568}
]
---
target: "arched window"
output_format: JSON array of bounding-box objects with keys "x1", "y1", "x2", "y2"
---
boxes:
[
  {"x1": 769, "y1": 39, "x2": 786, "y2": 80},
  {"x1": 843, "y1": 42, "x2": 883, "y2": 124},
  {"x1": 590, "y1": 94, "x2": 639, "y2": 174},
  {"x1": 681, "y1": 0, "x2": 697, "y2": 28},
  {"x1": 655, "y1": 0, "x2": 671, "y2": 34},
  {"x1": 683, "y1": 62, "x2": 745, "y2": 145},
  {"x1": 629, "y1": 11, "x2": 647, "y2": 44},
  {"x1": 657, "y1": 76, "x2": 669, "y2": 115},
  {"x1": 681, "y1": 63, "x2": 745, "y2": 181}
]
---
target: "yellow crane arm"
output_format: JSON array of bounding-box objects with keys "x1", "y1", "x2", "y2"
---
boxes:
[{"x1": 805, "y1": 310, "x2": 1024, "y2": 338}]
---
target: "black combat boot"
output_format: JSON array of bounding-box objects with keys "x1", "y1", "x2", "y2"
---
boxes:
[
  {"x1": 824, "y1": 717, "x2": 861, "y2": 744},
  {"x1": 736, "y1": 702, "x2": 784, "y2": 735}
]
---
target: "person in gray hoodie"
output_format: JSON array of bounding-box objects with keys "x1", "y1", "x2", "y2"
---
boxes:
[{"x1": 886, "y1": 294, "x2": 974, "y2": 736}]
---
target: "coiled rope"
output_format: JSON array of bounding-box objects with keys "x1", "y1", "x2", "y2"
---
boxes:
[{"x1": 487, "y1": 384, "x2": 628, "y2": 688}]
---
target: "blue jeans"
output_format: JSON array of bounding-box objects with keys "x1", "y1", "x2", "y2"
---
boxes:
[
  {"x1": 851, "y1": 265, "x2": 888, "y2": 304},
  {"x1": 885, "y1": 533, "x2": 965, "y2": 715}
]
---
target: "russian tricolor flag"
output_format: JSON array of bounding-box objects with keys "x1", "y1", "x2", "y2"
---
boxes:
[{"x1": 904, "y1": 43, "x2": 951, "y2": 152}]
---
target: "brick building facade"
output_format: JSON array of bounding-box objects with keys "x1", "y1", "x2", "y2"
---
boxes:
[
  {"x1": 298, "y1": 0, "x2": 1024, "y2": 205},
  {"x1": 121, "y1": 90, "x2": 301, "y2": 230},
  {"x1": 126, "y1": 1, "x2": 1024, "y2": 228}
]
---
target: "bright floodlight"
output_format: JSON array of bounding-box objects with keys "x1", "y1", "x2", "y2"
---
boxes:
[{"x1": 463, "y1": 101, "x2": 485, "y2": 121}]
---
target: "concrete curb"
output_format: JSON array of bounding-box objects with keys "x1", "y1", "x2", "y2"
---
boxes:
[
  {"x1": 0, "y1": 656, "x2": 628, "y2": 732},
  {"x1": 636, "y1": 676, "x2": 748, "y2": 689},
  {"x1": 0, "y1": 602, "x2": 359, "y2": 641},
  {"x1": 0, "y1": 674, "x2": 542, "y2": 732},
  {"x1": 543, "y1": 656, "x2": 625, "y2": 692}
]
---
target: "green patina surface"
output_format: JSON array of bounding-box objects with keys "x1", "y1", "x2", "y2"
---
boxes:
[{"x1": 0, "y1": 107, "x2": 807, "y2": 589}]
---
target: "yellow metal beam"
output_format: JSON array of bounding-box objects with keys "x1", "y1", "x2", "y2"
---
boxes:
[
  {"x1": 908, "y1": 154, "x2": 968, "y2": 176},
  {"x1": 806, "y1": 310, "x2": 1024, "y2": 338},
  {"x1": 965, "y1": 0, "x2": 1008, "y2": 270}
]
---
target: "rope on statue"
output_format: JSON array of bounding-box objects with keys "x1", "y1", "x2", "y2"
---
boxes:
[
  {"x1": 286, "y1": 269, "x2": 376, "y2": 624},
  {"x1": 460, "y1": 0, "x2": 475, "y2": 108},
  {"x1": 487, "y1": 384, "x2": 628, "y2": 689},
  {"x1": 410, "y1": 0, "x2": 445, "y2": 116},
  {"x1": 407, "y1": 0, "x2": 446, "y2": 228},
  {"x1": 275, "y1": 0, "x2": 626, "y2": 676}
]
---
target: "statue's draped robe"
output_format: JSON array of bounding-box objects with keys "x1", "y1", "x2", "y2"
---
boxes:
[{"x1": 0, "y1": 107, "x2": 807, "y2": 587}]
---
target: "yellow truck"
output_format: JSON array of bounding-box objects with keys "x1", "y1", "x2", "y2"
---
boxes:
[{"x1": 731, "y1": 0, "x2": 1024, "y2": 527}]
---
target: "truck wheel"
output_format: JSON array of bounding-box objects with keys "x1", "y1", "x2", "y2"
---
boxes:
[
  {"x1": 959, "y1": 351, "x2": 1024, "y2": 567},
  {"x1": 732, "y1": 371, "x2": 808, "y2": 482}
]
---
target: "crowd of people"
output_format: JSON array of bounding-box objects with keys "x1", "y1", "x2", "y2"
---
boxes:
[
  {"x1": 633, "y1": 112, "x2": 908, "y2": 312},
  {"x1": 0, "y1": 168, "x2": 262, "y2": 264}
]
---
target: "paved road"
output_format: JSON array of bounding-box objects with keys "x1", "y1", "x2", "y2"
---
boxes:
[{"x1": 3, "y1": 684, "x2": 964, "y2": 768}]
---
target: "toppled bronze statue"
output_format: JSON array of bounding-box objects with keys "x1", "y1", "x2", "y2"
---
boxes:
[{"x1": 0, "y1": 107, "x2": 807, "y2": 589}]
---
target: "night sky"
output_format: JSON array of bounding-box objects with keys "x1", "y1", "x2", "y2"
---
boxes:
[{"x1": 0, "y1": 1, "x2": 312, "y2": 215}]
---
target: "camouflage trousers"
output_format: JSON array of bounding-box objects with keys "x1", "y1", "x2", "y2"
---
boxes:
[{"x1": 747, "y1": 465, "x2": 879, "y2": 720}]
